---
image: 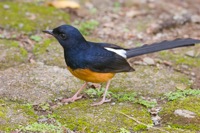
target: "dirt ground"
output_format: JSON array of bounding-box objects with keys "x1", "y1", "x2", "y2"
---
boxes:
[{"x1": 0, "y1": 0, "x2": 200, "y2": 132}]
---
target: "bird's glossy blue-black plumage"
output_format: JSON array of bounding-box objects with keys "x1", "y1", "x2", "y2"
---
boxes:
[
  {"x1": 42, "y1": 25, "x2": 200, "y2": 105},
  {"x1": 64, "y1": 40, "x2": 134, "y2": 73},
  {"x1": 45, "y1": 24, "x2": 200, "y2": 74},
  {"x1": 49, "y1": 25, "x2": 135, "y2": 73}
]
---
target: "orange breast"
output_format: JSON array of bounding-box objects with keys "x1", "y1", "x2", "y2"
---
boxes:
[{"x1": 67, "y1": 67, "x2": 115, "y2": 83}]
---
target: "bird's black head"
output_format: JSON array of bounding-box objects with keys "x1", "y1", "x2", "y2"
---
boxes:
[{"x1": 43, "y1": 25, "x2": 86, "y2": 49}]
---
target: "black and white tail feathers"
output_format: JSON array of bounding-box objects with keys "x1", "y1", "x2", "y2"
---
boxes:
[{"x1": 126, "y1": 38, "x2": 200, "y2": 59}]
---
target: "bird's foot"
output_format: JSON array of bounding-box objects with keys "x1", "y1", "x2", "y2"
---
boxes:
[
  {"x1": 61, "y1": 95, "x2": 83, "y2": 103},
  {"x1": 91, "y1": 98, "x2": 111, "y2": 106}
]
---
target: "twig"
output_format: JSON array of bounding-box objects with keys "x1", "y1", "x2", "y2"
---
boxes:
[{"x1": 118, "y1": 111, "x2": 169, "y2": 133}]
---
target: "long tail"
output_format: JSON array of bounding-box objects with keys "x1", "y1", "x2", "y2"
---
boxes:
[{"x1": 126, "y1": 38, "x2": 200, "y2": 58}]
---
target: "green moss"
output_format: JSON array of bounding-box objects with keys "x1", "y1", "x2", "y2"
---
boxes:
[
  {"x1": 53, "y1": 100, "x2": 152, "y2": 132},
  {"x1": 78, "y1": 20, "x2": 99, "y2": 35},
  {"x1": 33, "y1": 39, "x2": 52, "y2": 55},
  {"x1": 17, "y1": 104, "x2": 37, "y2": 118},
  {"x1": 20, "y1": 47, "x2": 28, "y2": 57},
  {"x1": 0, "y1": 40, "x2": 28, "y2": 70},
  {"x1": 170, "y1": 124, "x2": 200, "y2": 131},
  {"x1": 159, "y1": 51, "x2": 200, "y2": 67},
  {"x1": 164, "y1": 89, "x2": 200, "y2": 101},
  {"x1": 119, "y1": 128, "x2": 130, "y2": 133},
  {"x1": 113, "y1": 92, "x2": 137, "y2": 102},
  {"x1": 0, "y1": 39, "x2": 19, "y2": 48},
  {"x1": 133, "y1": 124, "x2": 147, "y2": 131},
  {"x1": 33, "y1": 38, "x2": 66, "y2": 67},
  {"x1": 160, "y1": 96, "x2": 200, "y2": 131},
  {"x1": 170, "y1": 75, "x2": 191, "y2": 89},
  {"x1": 33, "y1": 37, "x2": 67, "y2": 67},
  {"x1": 0, "y1": 2, "x2": 70, "y2": 33},
  {"x1": 19, "y1": 121, "x2": 63, "y2": 133},
  {"x1": 8, "y1": 41, "x2": 19, "y2": 47},
  {"x1": 0, "y1": 100, "x2": 7, "y2": 120},
  {"x1": 137, "y1": 99, "x2": 157, "y2": 108},
  {"x1": 0, "y1": 99, "x2": 38, "y2": 132},
  {"x1": 0, "y1": 111, "x2": 4, "y2": 117},
  {"x1": 135, "y1": 20, "x2": 149, "y2": 32},
  {"x1": 30, "y1": 35, "x2": 42, "y2": 42}
]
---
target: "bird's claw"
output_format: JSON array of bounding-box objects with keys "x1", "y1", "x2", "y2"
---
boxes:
[
  {"x1": 61, "y1": 95, "x2": 83, "y2": 103},
  {"x1": 91, "y1": 98, "x2": 111, "y2": 106}
]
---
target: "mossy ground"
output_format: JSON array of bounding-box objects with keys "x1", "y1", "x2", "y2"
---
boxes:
[
  {"x1": 160, "y1": 96, "x2": 200, "y2": 131},
  {"x1": 0, "y1": 99, "x2": 38, "y2": 132},
  {"x1": 0, "y1": 40, "x2": 28, "y2": 70},
  {"x1": 33, "y1": 38, "x2": 66, "y2": 68},
  {"x1": 159, "y1": 46, "x2": 200, "y2": 67},
  {"x1": 0, "y1": 1, "x2": 69, "y2": 33},
  {"x1": 112, "y1": 65, "x2": 191, "y2": 96},
  {"x1": 53, "y1": 100, "x2": 152, "y2": 133},
  {"x1": 0, "y1": 1, "x2": 70, "y2": 70}
]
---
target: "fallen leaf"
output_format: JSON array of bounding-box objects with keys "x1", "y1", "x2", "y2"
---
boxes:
[{"x1": 48, "y1": 0, "x2": 80, "y2": 9}]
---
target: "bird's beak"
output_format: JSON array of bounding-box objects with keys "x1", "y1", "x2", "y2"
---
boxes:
[{"x1": 43, "y1": 30, "x2": 54, "y2": 35}]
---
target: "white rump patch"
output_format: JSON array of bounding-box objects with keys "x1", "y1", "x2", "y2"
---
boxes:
[{"x1": 105, "y1": 47, "x2": 127, "y2": 58}]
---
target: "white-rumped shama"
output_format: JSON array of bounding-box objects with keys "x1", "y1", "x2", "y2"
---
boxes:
[{"x1": 43, "y1": 25, "x2": 200, "y2": 106}]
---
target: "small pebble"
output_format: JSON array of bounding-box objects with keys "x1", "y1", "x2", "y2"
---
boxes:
[
  {"x1": 176, "y1": 84, "x2": 187, "y2": 90},
  {"x1": 56, "y1": 97, "x2": 63, "y2": 101},
  {"x1": 174, "y1": 109, "x2": 196, "y2": 118},
  {"x1": 143, "y1": 57, "x2": 155, "y2": 65},
  {"x1": 103, "y1": 22, "x2": 114, "y2": 28},
  {"x1": 149, "y1": 107, "x2": 162, "y2": 115},
  {"x1": 185, "y1": 50, "x2": 195, "y2": 57},
  {"x1": 162, "y1": 61, "x2": 173, "y2": 66},
  {"x1": 18, "y1": 23, "x2": 24, "y2": 28},
  {"x1": 133, "y1": 60, "x2": 145, "y2": 65},
  {"x1": 85, "y1": 2, "x2": 94, "y2": 9},
  {"x1": 53, "y1": 66, "x2": 60, "y2": 72},
  {"x1": 126, "y1": 10, "x2": 144, "y2": 18},
  {"x1": 3, "y1": 4, "x2": 10, "y2": 9},
  {"x1": 111, "y1": 102, "x2": 115, "y2": 106},
  {"x1": 38, "y1": 117, "x2": 48, "y2": 123},
  {"x1": 191, "y1": 15, "x2": 200, "y2": 23},
  {"x1": 151, "y1": 115, "x2": 161, "y2": 126},
  {"x1": 64, "y1": 102, "x2": 69, "y2": 105},
  {"x1": 119, "y1": 103, "x2": 124, "y2": 106},
  {"x1": 181, "y1": 64, "x2": 189, "y2": 69},
  {"x1": 190, "y1": 72, "x2": 195, "y2": 76}
]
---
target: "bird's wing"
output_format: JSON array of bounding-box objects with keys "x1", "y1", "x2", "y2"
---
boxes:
[
  {"x1": 84, "y1": 42, "x2": 134, "y2": 73},
  {"x1": 89, "y1": 41, "x2": 130, "y2": 49}
]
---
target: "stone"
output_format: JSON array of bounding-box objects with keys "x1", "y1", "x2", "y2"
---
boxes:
[
  {"x1": 143, "y1": 57, "x2": 155, "y2": 65},
  {"x1": 185, "y1": 50, "x2": 195, "y2": 57},
  {"x1": 191, "y1": 15, "x2": 200, "y2": 23},
  {"x1": 175, "y1": 84, "x2": 187, "y2": 90},
  {"x1": 174, "y1": 109, "x2": 196, "y2": 118},
  {"x1": 3, "y1": 4, "x2": 10, "y2": 9}
]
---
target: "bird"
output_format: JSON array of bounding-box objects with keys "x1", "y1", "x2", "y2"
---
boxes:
[{"x1": 43, "y1": 25, "x2": 200, "y2": 106}]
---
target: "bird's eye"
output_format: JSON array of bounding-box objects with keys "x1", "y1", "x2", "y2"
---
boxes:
[{"x1": 59, "y1": 33, "x2": 67, "y2": 40}]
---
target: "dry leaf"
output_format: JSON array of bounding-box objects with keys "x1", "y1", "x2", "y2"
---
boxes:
[{"x1": 48, "y1": 0, "x2": 80, "y2": 9}]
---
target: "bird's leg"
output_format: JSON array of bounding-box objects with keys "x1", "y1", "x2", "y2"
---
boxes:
[
  {"x1": 91, "y1": 80, "x2": 111, "y2": 106},
  {"x1": 62, "y1": 82, "x2": 87, "y2": 103}
]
